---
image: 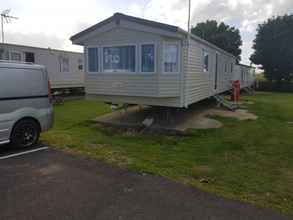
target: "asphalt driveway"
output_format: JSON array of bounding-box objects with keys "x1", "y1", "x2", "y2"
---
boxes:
[{"x1": 0, "y1": 147, "x2": 291, "y2": 220}]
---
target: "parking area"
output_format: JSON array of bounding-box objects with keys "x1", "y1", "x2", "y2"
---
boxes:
[
  {"x1": 0, "y1": 144, "x2": 48, "y2": 160},
  {"x1": 0, "y1": 146, "x2": 291, "y2": 220}
]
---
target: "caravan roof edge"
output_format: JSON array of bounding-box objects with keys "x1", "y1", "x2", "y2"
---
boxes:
[{"x1": 70, "y1": 12, "x2": 236, "y2": 59}]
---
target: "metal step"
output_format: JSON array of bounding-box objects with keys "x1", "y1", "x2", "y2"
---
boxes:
[{"x1": 213, "y1": 94, "x2": 238, "y2": 111}]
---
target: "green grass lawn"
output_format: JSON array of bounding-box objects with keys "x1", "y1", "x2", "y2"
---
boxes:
[{"x1": 41, "y1": 92, "x2": 293, "y2": 215}]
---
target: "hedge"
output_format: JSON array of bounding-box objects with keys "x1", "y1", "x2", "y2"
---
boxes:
[{"x1": 256, "y1": 81, "x2": 293, "y2": 92}]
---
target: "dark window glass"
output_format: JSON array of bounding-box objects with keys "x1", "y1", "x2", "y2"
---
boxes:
[
  {"x1": 78, "y1": 59, "x2": 83, "y2": 70},
  {"x1": 103, "y1": 46, "x2": 135, "y2": 72},
  {"x1": 141, "y1": 44, "x2": 155, "y2": 72},
  {"x1": 203, "y1": 50, "x2": 209, "y2": 72},
  {"x1": 88, "y1": 48, "x2": 99, "y2": 72},
  {"x1": 25, "y1": 52, "x2": 35, "y2": 63}
]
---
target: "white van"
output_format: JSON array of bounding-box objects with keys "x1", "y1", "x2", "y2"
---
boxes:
[{"x1": 0, "y1": 61, "x2": 54, "y2": 148}]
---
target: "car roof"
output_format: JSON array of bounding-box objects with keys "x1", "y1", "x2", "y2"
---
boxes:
[{"x1": 0, "y1": 61, "x2": 45, "y2": 70}]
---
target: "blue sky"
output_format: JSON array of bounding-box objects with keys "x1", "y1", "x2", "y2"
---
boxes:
[{"x1": 1, "y1": 0, "x2": 292, "y2": 64}]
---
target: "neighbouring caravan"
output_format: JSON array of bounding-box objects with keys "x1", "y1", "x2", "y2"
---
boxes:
[
  {"x1": 0, "y1": 43, "x2": 84, "y2": 90},
  {"x1": 234, "y1": 64, "x2": 256, "y2": 89},
  {"x1": 71, "y1": 13, "x2": 237, "y2": 108}
]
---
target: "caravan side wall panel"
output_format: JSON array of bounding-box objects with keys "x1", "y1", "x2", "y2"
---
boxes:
[
  {"x1": 83, "y1": 27, "x2": 181, "y2": 107},
  {"x1": 184, "y1": 39, "x2": 235, "y2": 107},
  {"x1": 0, "y1": 43, "x2": 84, "y2": 89}
]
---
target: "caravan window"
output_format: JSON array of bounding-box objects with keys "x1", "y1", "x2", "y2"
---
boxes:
[
  {"x1": 163, "y1": 43, "x2": 179, "y2": 73},
  {"x1": 61, "y1": 57, "x2": 69, "y2": 72},
  {"x1": 11, "y1": 52, "x2": 21, "y2": 61},
  {"x1": 0, "y1": 48, "x2": 4, "y2": 60},
  {"x1": 0, "y1": 50, "x2": 9, "y2": 60},
  {"x1": 25, "y1": 52, "x2": 35, "y2": 63},
  {"x1": 141, "y1": 44, "x2": 155, "y2": 72},
  {"x1": 203, "y1": 50, "x2": 209, "y2": 72},
  {"x1": 88, "y1": 47, "x2": 99, "y2": 72},
  {"x1": 103, "y1": 45, "x2": 136, "y2": 72},
  {"x1": 78, "y1": 59, "x2": 83, "y2": 71}
]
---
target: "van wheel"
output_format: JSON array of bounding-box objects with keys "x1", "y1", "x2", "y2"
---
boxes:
[{"x1": 11, "y1": 119, "x2": 40, "y2": 148}]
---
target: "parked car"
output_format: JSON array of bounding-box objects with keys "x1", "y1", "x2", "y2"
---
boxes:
[{"x1": 0, "y1": 61, "x2": 54, "y2": 148}]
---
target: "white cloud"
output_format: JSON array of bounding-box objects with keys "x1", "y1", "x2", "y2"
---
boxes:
[
  {"x1": 241, "y1": 41, "x2": 253, "y2": 65},
  {"x1": 127, "y1": 0, "x2": 292, "y2": 64},
  {"x1": 2, "y1": 0, "x2": 113, "y2": 51},
  {"x1": 1, "y1": 0, "x2": 292, "y2": 63}
]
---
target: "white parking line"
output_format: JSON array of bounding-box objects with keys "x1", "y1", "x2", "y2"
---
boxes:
[{"x1": 0, "y1": 146, "x2": 49, "y2": 160}]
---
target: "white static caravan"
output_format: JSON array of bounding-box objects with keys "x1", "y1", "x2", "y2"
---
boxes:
[
  {"x1": 234, "y1": 64, "x2": 256, "y2": 89},
  {"x1": 0, "y1": 43, "x2": 84, "y2": 89},
  {"x1": 71, "y1": 13, "x2": 237, "y2": 108}
]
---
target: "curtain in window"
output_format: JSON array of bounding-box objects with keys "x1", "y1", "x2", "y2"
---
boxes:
[
  {"x1": 163, "y1": 44, "x2": 178, "y2": 72},
  {"x1": 103, "y1": 46, "x2": 135, "y2": 72},
  {"x1": 88, "y1": 48, "x2": 99, "y2": 72},
  {"x1": 141, "y1": 44, "x2": 154, "y2": 72}
]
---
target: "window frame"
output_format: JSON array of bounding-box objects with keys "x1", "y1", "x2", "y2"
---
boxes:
[
  {"x1": 101, "y1": 43, "x2": 137, "y2": 74},
  {"x1": 10, "y1": 51, "x2": 22, "y2": 61},
  {"x1": 202, "y1": 49, "x2": 209, "y2": 73},
  {"x1": 162, "y1": 41, "x2": 180, "y2": 74},
  {"x1": 87, "y1": 46, "x2": 100, "y2": 74},
  {"x1": 139, "y1": 42, "x2": 156, "y2": 74},
  {"x1": 60, "y1": 57, "x2": 70, "y2": 73},
  {"x1": 24, "y1": 52, "x2": 35, "y2": 63},
  {"x1": 78, "y1": 58, "x2": 83, "y2": 71}
]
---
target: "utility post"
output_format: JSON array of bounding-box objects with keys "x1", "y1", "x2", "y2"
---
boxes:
[
  {"x1": 187, "y1": 0, "x2": 191, "y2": 42},
  {"x1": 183, "y1": 0, "x2": 192, "y2": 108},
  {"x1": 1, "y1": 15, "x2": 4, "y2": 43},
  {"x1": 1, "y1": 9, "x2": 18, "y2": 43}
]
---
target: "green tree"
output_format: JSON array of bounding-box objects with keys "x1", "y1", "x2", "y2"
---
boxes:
[
  {"x1": 250, "y1": 15, "x2": 293, "y2": 82},
  {"x1": 191, "y1": 20, "x2": 242, "y2": 62}
]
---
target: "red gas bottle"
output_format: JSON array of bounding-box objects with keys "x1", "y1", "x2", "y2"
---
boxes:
[{"x1": 231, "y1": 80, "x2": 240, "y2": 102}]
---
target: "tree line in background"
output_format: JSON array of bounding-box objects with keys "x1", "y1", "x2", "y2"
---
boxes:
[
  {"x1": 250, "y1": 14, "x2": 293, "y2": 82},
  {"x1": 191, "y1": 14, "x2": 293, "y2": 85},
  {"x1": 191, "y1": 21, "x2": 242, "y2": 62}
]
